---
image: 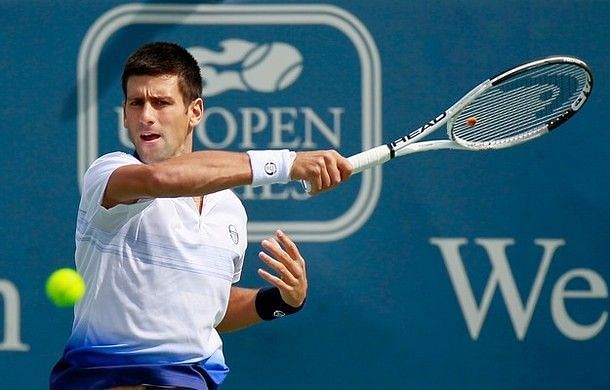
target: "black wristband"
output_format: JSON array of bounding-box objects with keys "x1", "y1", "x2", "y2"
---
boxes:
[{"x1": 255, "y1": 286, "x2": 305, "y2": 321}]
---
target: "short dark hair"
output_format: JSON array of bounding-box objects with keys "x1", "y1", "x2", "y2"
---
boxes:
[{"x1": 121, "y1": 42, "x2": 203, "y2": 105}]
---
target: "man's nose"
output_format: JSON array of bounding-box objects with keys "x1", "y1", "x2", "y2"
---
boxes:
[{"x1": 139, "y1": 102, "x2": 155, "y2": 125}]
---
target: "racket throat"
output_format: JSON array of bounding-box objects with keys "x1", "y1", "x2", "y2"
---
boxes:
[
  {"x1": 387, "y1": 143, "x2": 397, "y2": 159},
  {"x1": 388, "y1": 112, "x2": 449, "y2": 159}
]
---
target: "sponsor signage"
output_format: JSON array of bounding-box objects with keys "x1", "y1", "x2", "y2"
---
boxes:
[{"x1": 78, "y1": 4, "x2": 382, "y2": 241}]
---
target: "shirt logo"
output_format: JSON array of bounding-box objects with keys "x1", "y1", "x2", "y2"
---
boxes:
[{"x1": 228, "y1": 224, "x2": 239, "y2": 245}]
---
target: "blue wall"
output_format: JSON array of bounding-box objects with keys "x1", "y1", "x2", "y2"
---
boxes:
[{"x1": 1, "y1": 1, "x2": 609, "y2": 388}]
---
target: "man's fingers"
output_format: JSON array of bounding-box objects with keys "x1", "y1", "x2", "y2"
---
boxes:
[
  {"x1": 258, "y1": 250, "x2": 300, "y2": 284},
  {"x1": 291, "y1": 150, "x2": 352, "y2": 195},
  {"x1": 275, "y1": 230, "x2": 305, "y2": 267},
  {"x1": 257, "y1": 268, "x2": 291, "y2": 291},
  {"x1": 338, "y1": 155, "x2": 353, "y2": 181},
  {"x1": 257, "y1": 231, "x2": 308, "y2": 308},
  {"x1": 260, "y1": 239, "x2": 303, "y2": 279}
]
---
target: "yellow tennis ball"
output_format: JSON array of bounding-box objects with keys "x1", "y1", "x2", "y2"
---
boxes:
[{"x1": 46, "y1": 268, "x2": 86, "y2": 307}]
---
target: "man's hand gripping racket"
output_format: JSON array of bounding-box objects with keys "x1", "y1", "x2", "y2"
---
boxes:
[{"x1": 303, "y1": 56, "x2": 592, "y2": 192}]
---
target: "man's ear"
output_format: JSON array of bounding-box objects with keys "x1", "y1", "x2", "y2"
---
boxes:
[
  {"x1": 189, "y1": 98, "x2": 204, "y2": 128},
  {"x1": 122, "y1": 102, "x2": 127, "y2": 128}
]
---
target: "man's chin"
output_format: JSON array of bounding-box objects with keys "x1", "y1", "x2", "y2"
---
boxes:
[
  {"x1": 134, "y1": 141, "x2": 168, "y2": 162},
  {"x1": 135, "y1": 149, "x2": 165, "y2": 164}
]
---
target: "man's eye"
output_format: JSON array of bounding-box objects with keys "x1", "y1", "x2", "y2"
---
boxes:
[{"x1": 129, "y1": 101, "x2": 142, "y2": 106}]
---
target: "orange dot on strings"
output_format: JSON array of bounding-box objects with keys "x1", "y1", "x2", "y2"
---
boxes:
[{"x1": 466, "y1": 117, "x2": 478, "y2": 127}]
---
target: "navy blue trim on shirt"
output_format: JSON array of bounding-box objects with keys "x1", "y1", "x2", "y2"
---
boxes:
[{"x1": 49, "y1": 356, "x2": 216, "y2": 390}]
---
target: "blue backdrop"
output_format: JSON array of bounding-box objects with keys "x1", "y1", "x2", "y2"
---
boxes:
[{"x1": 1, "y1": 1, "x2": 609, "y2": 388}]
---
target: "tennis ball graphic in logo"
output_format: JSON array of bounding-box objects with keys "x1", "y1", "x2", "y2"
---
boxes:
[
  {"x1": 191, "y1": 40, "x2": 304, "y2": 96},
  {"x1": 241, "y1": 43, "x2": 303, "y2": 92}
]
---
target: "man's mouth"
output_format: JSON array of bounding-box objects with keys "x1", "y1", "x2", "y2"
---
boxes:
[{"x1": 140, "y1": 133, "x2": 161, "y2": 142}]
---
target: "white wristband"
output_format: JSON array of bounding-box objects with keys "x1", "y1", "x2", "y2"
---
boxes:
[{"x1": 247, "y1": 149, "x2": 296, "y2": 187}]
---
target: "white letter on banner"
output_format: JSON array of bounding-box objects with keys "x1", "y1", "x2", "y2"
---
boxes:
[
  {"x1": 239, "y1": 107, "x2": 268, "y2": 148},
  {"x1": 301, "y1": 107, "x2": 343, "y2": 148},
  {"x1": 430, "y1": 238, "x2": 564, "y2": 340},
  {"x1": 551, "y1": 269, "x2": 608, "y2": 340},
  {"x1": 269, "y1": 107, "x2": 300, "y2": 148},
  {"x1": 197, "y1": 107, "x2": 237, "y2": 149},
  {"x1": 0, "y1": 279, "x2": 29, "y2": 351}
]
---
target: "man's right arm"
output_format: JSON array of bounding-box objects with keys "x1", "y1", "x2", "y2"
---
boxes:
[
  {"x1": 102, "y1": 149, "x2": 352, "y2": 209},
  {"x1": 102, "y1": 150, "x2": 251, "y2": 209}
]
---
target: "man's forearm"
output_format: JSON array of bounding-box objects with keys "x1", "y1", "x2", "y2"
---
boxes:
[{"x1": 216, "y1": 286, "x2": 262, "y2": 333}]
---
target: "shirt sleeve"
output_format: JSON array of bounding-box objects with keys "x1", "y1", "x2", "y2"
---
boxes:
[
  {"x1": 232, "y1": 246, "x2": 246, "y2": 284},
  {"x1": 80, "y1": 152, "x2": 153, "y2": 232}
]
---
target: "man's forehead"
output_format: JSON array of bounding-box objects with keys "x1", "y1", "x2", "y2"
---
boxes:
[{"x1": 126, "y1": 74, "x2": 180, "y2": 96}]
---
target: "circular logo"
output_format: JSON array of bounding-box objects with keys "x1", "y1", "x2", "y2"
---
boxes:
[{"x1": 264, "y1": 162, "x2": 277, "y2": 176}]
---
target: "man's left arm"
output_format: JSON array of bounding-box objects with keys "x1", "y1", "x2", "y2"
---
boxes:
[{"x1": 217, "y1": 230, "x2": 307, "y2": 333}]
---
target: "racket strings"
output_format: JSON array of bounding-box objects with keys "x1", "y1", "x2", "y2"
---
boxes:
[
  {"x1": 451, "y1": 63, "x2": 588, "y2": 148},
  {"x1": 458, "y1": 86, "x2": 564, "y2": 141},
  {"x1": 462, "y1": 80, "x2": 578, "y2": 140},
  {"x1": 454, "y1": 64, "x2": 585, "y2": 143},
  {"x1": 456, "y1": 66, "x2": 582, "y2": 141}
]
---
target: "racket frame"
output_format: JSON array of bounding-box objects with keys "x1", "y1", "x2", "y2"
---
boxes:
[{"x1": 348, "y1": 55, "x2": 592, "y2": 173}]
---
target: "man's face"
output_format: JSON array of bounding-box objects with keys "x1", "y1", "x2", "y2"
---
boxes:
[{"x1": 123, "y1": 74, "x2": 203, "y2": 163}]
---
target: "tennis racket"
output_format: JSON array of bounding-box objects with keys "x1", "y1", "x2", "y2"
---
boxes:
[{"x1": 304, "y1": 55, "x2": 592, "y2": 191}]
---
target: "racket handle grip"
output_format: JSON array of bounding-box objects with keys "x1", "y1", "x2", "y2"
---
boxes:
[
  {"x1": 347, "y1": 145, "x2": 391, "y2": 174},
  {"x1": 300, "y1": 145, "x2": 390, "y2": 194}
]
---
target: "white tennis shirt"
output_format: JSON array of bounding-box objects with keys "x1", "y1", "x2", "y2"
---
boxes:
[{"x1": 65, "y1": 152, "x2": 247, "y2": 375}]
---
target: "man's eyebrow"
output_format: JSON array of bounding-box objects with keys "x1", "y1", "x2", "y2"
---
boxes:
[
  {"x1": 126, "y1": 94, "x2": 176, "y2": 101},
  {"x1": 152, "y1": 95, "x2": 176, "y2": 101}
]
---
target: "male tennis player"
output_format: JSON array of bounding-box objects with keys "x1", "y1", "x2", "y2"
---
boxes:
[{"x1": 50, "y1": 42, "x2": 352, "y2": 389}]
